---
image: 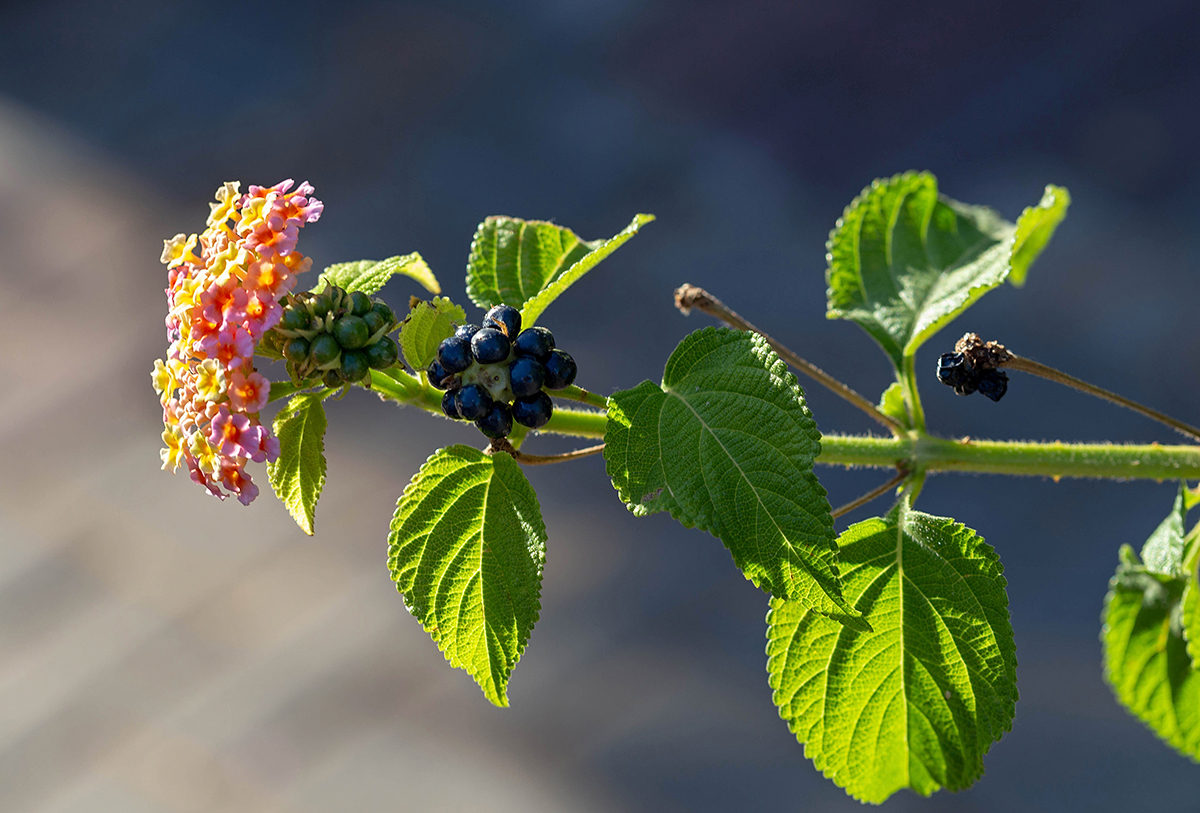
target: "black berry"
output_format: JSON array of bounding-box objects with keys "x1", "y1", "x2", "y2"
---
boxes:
[
  {"x1": 512, "y1": 327, "x2": 555, "y2": 362},
  {"x1": 441, "y1": 390, "x2": 462, "y2": 419},
  {"x1": 471, "y1": 327, "x2": 510, "y2": 364},
  {"x1": 437, "y1": 335, "x2": 474, "y2": 373},
  {"x1": 936, "y1": 353, "x2": 972, "y2": 389},
  {"x1": 349, "y1": 291, "x2": 373, "y2": 317},
  {"x1": 542, "y1": 349, "x2": 577, "y2": 389},
  {"x1": 475, "y1": 401, "x2": 513, "y2": 439},
  {"x1": 977, "y1": 369, "x2": 1009, "y2": 402},
  {"x1": 333, "y1": 315, "x2": 370, "y2": 349},
  {"x1": 283, "y1": 337, "x2": 310, "y2": 363},
  {"x1": 426, "y1": 360, "x2": 454, "y2": 389},
  {"x1": 508, "y1": 356, "x2": 545, "y2": 398},
  {"x1": 309, "y1": 334, "x2": 341, "y2": 366},
  {"x1": 455, "y1": 323, "x2": 481, "y2": 341},
  {"x1": 341, "y1": 350, "x2": 370, "y2": 382},
  {"x1": 484, "y1": 304, "x2": 521, "y2": 338},
  {"x1": 455, "y1": 384, "x2": 493, "y2": 421},
  {"x1": 512, "y1": 392, "x2": 553, "y2": 428},
  {"x1": 365, "y1": 337, "x2": 399, "y2": 369}
]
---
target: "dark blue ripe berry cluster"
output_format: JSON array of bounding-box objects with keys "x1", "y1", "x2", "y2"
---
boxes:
[
  {"x1": 936, "y1": 352, "x2": 1008, "y2": 401},
  {"x1": 427, "y1": 304, "x2": 578, "y2": 438},
  {"x1": 271, "y1": 286, "x2": 399, "y2": 388}
]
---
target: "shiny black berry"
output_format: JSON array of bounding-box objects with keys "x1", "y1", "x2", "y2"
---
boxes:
[
  {"x1": 484, "y1": 304, "x2": 521, "y2": 338},
  {"x1": 512, "y1": 391, "x2": 553, "y2": 429},
  {"x1": 455, "y1": 384, "x2": 493, "y2": 421},
  {"x1": 475, "y1": 401, "x2": 513, "y2": 439},
  {"x1": 333, "y1": 315, "x2": 370, "y2": 349},
  {"x1": 542, "y1": 349, "x2": 577, "y2": 389},
  {"x1": 936, "y1": 353, "x2": 972, "y2": 388},
  {"x1": 309, "y1": 333, "x2": 341, "y2": 366},
  {"x1": 437, "y1": 335, "x2": 474, "y2": 373},
  {"x1": 455, "y1": 323, "x2": 481, "y2": 341},
  {"x1": 365, "y1": 337, "x2": 399, "y2": 369},
  {"x1": 977, "y1": 369, "x2": 1009, "y2": 402},
  {"x1": 471, "y1": 328, "x2": 510, "y2": 364},
  {"x1": 349, "y1": 291, "x2": 373, "y2": 317},
  {"x1": 341, "y1": 350, "x2": 370, "y2": 383},
  {"x1": 283, "y1": 336, "x2": 310, "y2": 364},
  {"x1": 508, "y1": 356, "x2": 545, "y2": 398},
  {"x1": 280, "y1": 307, "x2": 311, "y2": 332},
  {"x1": 441, "y1": 389, "x2": 462, "y2": 419},
  {"x1": 427, "y1": 360, "x2": 454, "y2": 389},
  {"x1": 512, "y1": 327, "x2": 555, "y2": 362}
]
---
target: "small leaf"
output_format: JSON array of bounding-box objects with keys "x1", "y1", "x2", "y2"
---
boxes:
[
  {"x1": 876, "y1": 381, "x2": 910, "y2": 428},
  {"x1": 1102, "y1": 555, "x2": 1200, "y2": 761},
  {"x1": 268, "y1": 379, "x2": 301, "y2": 403},
  {"x1": 399, "y1": 296, "x2": 467, "y2": 371},
  {"x1": 464, "y1": 214, "x2": 654, "y2": 325},
  {"x1": 267, "y1": 393, "x2": 328, "y2": 536},
  {"x1": 767, "y1": 502, "x2": 1017, "y2": 804},
  {"x1": 605, "y1": 327, "x2": 861, "y2": 625},
  {"x1": 388, "y1": 446, "x2": 546, "y2": 706},
  {"x1": 315, "y1": 253, "x2": 440, "y2": 296},
  {"x1": 1141, "y1": 482, "x2": 1188, "y2": 576},
  {"x1": 826, "y1": 172, "x2": 1067, "y2": 370},
  {"x1": 1009, "y1": 185, "x2": 1071, "y2": 287},
  {"x1": 1183, "y1": 577, "x2": 1200, "y2": 670}
]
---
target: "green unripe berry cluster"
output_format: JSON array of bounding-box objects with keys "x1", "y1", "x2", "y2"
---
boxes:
[{"x1": 270, "y1": 283, "x2": 399, "y2": 388}]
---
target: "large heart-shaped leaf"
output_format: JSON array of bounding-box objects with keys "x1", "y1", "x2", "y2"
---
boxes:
[
  {"x1": 826, "y1": 172, "x2": 1068, "y2": 369},
  {"x1": 767, "y1": 502, "x2": 1017, "y2": 803},
  {"x1": 605, "y1": 327, "x2": 861, "y2": 626}
]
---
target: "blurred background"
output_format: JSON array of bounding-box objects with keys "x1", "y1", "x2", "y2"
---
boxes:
[{"x1": 0, "y1": 0, "x2": 1198, "y2": 810}]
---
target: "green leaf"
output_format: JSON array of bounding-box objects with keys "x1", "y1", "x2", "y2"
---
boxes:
[
  {"x1": 1141, "y1": 482, "x2": 1189, "y2": 576},
  {"x1": 464, "y1": 214, "x2": 654, "y2": 325},
  {"x1": 877, "y1": 381, "x2": 910, "y2": 428},
  {"x1": 1183, "y1": 577, "x2": 1200, "y2": 670},
  {"x1": 267, "y1": 393, "x2": 328, "y2": 536},
  {"x1": 388, "y1": 446, "x2": 546, "y2": 706},
  {"x1": 605, "y1": 327, "x2": 861, "y2": 625},
  {"x1": 1008, "y1": 185, "x2": 1071, "y2": 287},
  {"x1": 315, "y1": 253, "x2": 440, "y2": 296},
  {"x1": 767, "y1": 502, "x2": 1017, "y2": 804},
  {"x1": 825, "y1": 172, "x2": 1068, "y2": 369},
  {"x1": 1102, "y1": 547, "x2": 1200, "y2": 761},
  {"x1": 399, "y1": 296, "x2": 467, "y2": 371}
]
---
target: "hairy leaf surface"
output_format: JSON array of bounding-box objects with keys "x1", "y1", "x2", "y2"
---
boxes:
[
  {"x1": 267, "y1": 393, "x2": 328, "y2": 535},
  {"x1": 317, "y1": 253, "x2": 439, "y2": 296},
  {"x1": 388, "y1": 446, "x2": 546, "y2": 706},
  {"x1": 825, "y1": 172, "x2": 1068, "y2": 369},
  {"x1": 605, "y1": 327, "x2": 860, "y2": 624},
  {"x1": 399, "y1": 296, "x2": 467, "y2": 371},
  {"x1": 767, "y1": 503, "x2": 1016, "y2": 804},
  {"x1": 465, "y1": 214, "x2": 654, "y2": 325}
]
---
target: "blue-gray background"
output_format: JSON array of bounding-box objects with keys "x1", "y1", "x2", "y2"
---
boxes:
[{"x1": 0, "y1": 1, "x2": 1197, "y2": 811}]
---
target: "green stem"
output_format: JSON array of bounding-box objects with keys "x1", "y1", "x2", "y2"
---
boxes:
[
  {"x1": 901, "y1": 354, "x2": 925, "y2": 432},
  {"x1": 555, "y1": 385, "x2": 609, "y2": 410},
  {"x1": 819, "y1": 434, "x2": 1200, "y2": 480}
]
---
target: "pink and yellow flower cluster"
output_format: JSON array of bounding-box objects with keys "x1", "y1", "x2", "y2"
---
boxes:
[{"x1": 153, "y1": 180, "x2": 323, "y2": 504}]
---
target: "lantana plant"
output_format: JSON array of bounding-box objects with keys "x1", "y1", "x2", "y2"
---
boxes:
[{"x1": 154, "y1": 174, "x2": 1200, "y2": 803}]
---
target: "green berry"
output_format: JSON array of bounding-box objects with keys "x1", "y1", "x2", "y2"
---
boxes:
[
  {"x1": 310, "y1": 292, "x2": 333, "y2": 319},
  {"x1": 341, "y1": 349, "x2": 370, "y2": 382},
  {"x1": 362, "y1": 310, "x2": 388, "y2": 336},
  {"x1": 309, "y1": 333, "x2": 341, "y2": 366},
  {"x1": 283, "y1": 336, "x2": 311, "y2": 363},
  {"x1": 333, "y1": 315, "x2": 370, "y2": 349},
  {"x1": 322, "y1": 369, "x2": 343, "y2": 388},
  {"x1": 281, "y1": 307, "x2": 312, "y2": 332},
  {"x1": 366, "y1": 337, "x2": 399, "y2": 369},
  {"x1": 350, "y1": 291, "x2": 373, "y2": 316},
  {"x1": 372, "y1": 301, "x2": 395, "y2": 325}
]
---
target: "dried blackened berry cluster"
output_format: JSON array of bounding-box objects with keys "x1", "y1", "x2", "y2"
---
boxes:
[
  {"x1": 427, "y1": 304, "x2": 578, "y2": 438},
  {"x1": 272, "y1": 286, "x2": 399, "y2": 388},
  {"x1": 936, "y1": 352, "x2": 1008, "y2": 401}
]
